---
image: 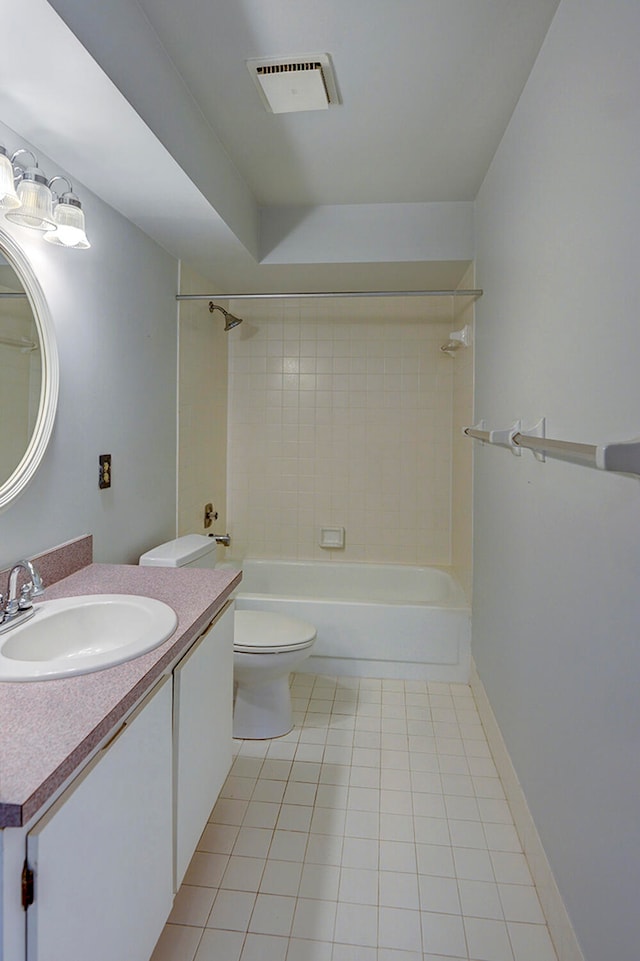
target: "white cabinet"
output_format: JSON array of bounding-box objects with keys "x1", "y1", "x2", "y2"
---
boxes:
[
  {"x1": 9, "y1": 598, "x2": 234, "y2": 961},
  {"x1": 173, "y1": 601, "x2": 233, "y2": 887},
  {"x1": 25, "y1": 677, "x2": 173, "y2": 961}
]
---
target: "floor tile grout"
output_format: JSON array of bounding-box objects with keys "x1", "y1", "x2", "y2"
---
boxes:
[{"x1": 150, "y1": 674, "x2": 558, "y2": 961}]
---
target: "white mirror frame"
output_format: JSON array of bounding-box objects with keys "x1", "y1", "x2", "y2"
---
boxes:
[{"x1": 0, "y1": 228, "x2": 59, "y2": 512}]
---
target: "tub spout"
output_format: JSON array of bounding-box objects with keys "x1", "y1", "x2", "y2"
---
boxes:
[{"x1": 211, "y1": 533, "x2": 231, "y2": 547}]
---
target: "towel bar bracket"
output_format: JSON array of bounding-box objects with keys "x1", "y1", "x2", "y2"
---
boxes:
[
  {"x1": 465, "y1": 418, "x2": 640, "y2": 478},
  {"x1": 515, "y1": 418, "x2": 546, "y2": 461}
]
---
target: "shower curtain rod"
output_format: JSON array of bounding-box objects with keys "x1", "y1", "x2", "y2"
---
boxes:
[
  {"x1": 176, "y1": 288, "x2": 483, "y2": 302},
  {"x1": 0, "y1": 335, "x2": 37, "y2": 351}
]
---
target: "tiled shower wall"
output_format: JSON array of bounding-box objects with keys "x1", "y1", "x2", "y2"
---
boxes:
[{"x1": 226, "y1": 297, "x2": 463, "y2": 566}]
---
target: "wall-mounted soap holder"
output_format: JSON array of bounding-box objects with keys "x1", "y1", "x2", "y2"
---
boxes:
[{"x1": 319, "y1": 527, "x2": 345, "y2": 549}]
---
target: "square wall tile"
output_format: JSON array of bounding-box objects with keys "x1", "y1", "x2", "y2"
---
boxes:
[{"x1": 226, "y1": 304, "x2": 459, "y2": 563}]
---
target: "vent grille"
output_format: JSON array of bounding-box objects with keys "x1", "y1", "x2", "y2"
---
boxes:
[
  {"x1": 256, "y1": 62, "x2": 322, "y2": 74},
  {"x1": 256, "y1": 62, "x2": 330, "y2": 103},
  {"x1": 247, "y1": 54, "x2": 339, "y2": 114}
]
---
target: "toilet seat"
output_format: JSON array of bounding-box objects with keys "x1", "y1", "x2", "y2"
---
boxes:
[{"x1": 234, "y1": 610, "x2": 316, "y2": 654}]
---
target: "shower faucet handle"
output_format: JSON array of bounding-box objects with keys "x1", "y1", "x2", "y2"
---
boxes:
[{"x1": 204, "y1": 503, "x2": 219, "y2": 528}]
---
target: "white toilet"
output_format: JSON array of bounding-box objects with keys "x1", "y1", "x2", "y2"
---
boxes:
[
  {"x1": 139, "y1": 535, "x2": 316, "y2": 739},
  {"x1": 233, "y1": 610, "x2": 316, "y2": 738}
]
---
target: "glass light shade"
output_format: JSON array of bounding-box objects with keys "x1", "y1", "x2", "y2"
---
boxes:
[
  {"x1": 43, "y1": 195, "x2": 90, "y2": 249},
  {"x1": 5, "y1": 171, "x2": 55, "y2": 230},
  {"x1": 0, "y1": 150, "x2": 20, "y2": 210}
]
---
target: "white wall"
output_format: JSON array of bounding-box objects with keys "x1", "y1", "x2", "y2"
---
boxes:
[
  {"x1": 473, "y1": 3, "x2": 640, "y2": 959},
  {"x1": 259, "y1": 202, "x2": 474, "y2": 264},
  {"x1": 0, "y1": 122, "x2": 178, "y2": 568}
]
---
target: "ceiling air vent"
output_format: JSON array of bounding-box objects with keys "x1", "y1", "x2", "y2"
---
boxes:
[{"x1": 246, "y1": 53, "x2": 339, "y2": 114}]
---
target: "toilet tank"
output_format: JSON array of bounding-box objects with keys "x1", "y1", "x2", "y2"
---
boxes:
[{"x1": 139, "y1": 534, "x2": 219, "y2": 569}]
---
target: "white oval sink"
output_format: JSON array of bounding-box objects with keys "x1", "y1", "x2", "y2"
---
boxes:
[{"x1": 0, "y1": 594, "x2": 178, "y2": 681}]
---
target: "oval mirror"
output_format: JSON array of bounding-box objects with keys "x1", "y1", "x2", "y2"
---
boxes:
[{"x1": 0, "y1": 228, "x2": 59, "y2": 512}]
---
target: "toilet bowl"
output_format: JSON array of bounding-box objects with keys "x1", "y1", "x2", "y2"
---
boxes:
[
  {"x1": 233, "y1": 610, "x2": 316, "y2": 738},
  {"x1": 138, "y1": 535, "x2": 317, "y2": 740}
]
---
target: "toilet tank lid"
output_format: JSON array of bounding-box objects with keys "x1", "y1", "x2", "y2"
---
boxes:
[{"x1": 139, "y1": 534, "x2": 216, "y2": 567}]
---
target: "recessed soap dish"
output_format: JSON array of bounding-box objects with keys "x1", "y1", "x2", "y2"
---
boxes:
[{"x1": 319, "y1": 527, "x2": 345, "y2": 549}]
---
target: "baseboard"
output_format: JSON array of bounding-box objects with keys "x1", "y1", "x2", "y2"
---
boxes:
[
  {"x1": 470, "y1": 661, "x2": 585, "y2": 961},
  {"x1": 305, "y1": 653, "x2": 470, "y2": 683}
]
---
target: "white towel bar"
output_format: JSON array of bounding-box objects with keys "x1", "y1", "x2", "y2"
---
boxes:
[
  {"x1": 464, "y1": 422, "x2": 640, "y2": 477},
  {"x1": 464, "y1": 426, "x2": 491, "y2": 443}
]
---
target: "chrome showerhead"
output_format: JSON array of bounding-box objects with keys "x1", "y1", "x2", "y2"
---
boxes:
[{"x1": 208, "y1": 302, "x2": 243, "y2": 330}]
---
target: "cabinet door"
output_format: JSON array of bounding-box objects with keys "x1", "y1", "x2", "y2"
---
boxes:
[
  {"x1": 26, "y1": 677, "x2": 173, "y2": 961},
  {"x1": 174, "y1": 601, "x2": 233, "y2": 887}
]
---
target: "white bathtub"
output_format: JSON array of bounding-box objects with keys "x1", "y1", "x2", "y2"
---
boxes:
[{"x1": 224, "y1": 559, "x2": 471, "y2": 682}]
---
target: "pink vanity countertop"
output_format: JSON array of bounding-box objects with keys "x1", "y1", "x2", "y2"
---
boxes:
[{"x1": 0, "y1": 562, "x2": 241, "y2": 828}]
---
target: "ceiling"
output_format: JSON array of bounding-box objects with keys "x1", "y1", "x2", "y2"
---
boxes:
[
  {"x1": 134, "y1": 0, "x2": 558, "y2": 207},
  {"x1": 2, "y1": 0, "x2": 560, "y2": 293}
]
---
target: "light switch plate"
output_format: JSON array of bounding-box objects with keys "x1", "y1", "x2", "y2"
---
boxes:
[{"x1": 99, "y1": 454, "x2": 111, "y2": 489}]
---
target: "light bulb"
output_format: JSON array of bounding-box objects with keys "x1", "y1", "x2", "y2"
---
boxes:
[
  {"x1": 5, "y1": 169, "x2": 55, "y2": 230},
  {"x1": 44, "y1": 194, "x2": 90, "y2": 249},
  {"x1": 0, "y1": 149, "x2": 20, "y2": 210}
]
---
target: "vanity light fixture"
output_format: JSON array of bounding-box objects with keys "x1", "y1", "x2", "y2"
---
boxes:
[
  {"x1": 0, "y1": 145, "x2": 90, "y2": 249},
  {"x1": 4, "y1": 150, "x2": 55, "y2": 231},
  {"x1": 0, "y1": 148, "x2": 20, "y2": 210},
  {"x1": 43, "y1": 177, "x2": 91, "y2": 249}
]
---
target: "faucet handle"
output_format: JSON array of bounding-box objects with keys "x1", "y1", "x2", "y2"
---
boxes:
[
  {"x1": 30, "y1": 571, "x2": 45, "y2": 597},
  {"x1": 18, "y1": 583, "x2": 34, "y2": 610}
]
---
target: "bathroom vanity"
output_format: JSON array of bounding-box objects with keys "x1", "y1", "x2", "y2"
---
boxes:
[{"x1": 0, "y1": 544, "x2": 240, "y2": 961}]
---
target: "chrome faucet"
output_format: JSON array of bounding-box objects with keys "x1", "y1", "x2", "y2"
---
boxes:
[
  {"x1": 0, "y1": 559, "x2": 45, "y2": 632},
  {"x1": 211, "y1": 533, "x2": 231, "y2": 547}
]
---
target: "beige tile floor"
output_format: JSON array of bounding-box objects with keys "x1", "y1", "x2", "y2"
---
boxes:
[{"x1": 150, "y1": 674, "x2": 558, "y2": 961}]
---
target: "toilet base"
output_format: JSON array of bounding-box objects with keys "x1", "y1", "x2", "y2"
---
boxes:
[{"x1": 233, "y1": 673, "x2": 293, "y2": 739}]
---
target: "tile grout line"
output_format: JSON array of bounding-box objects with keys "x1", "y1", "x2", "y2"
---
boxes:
[{"x1": 152, "y1": 674, "x2": 557, "y2": 961}]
